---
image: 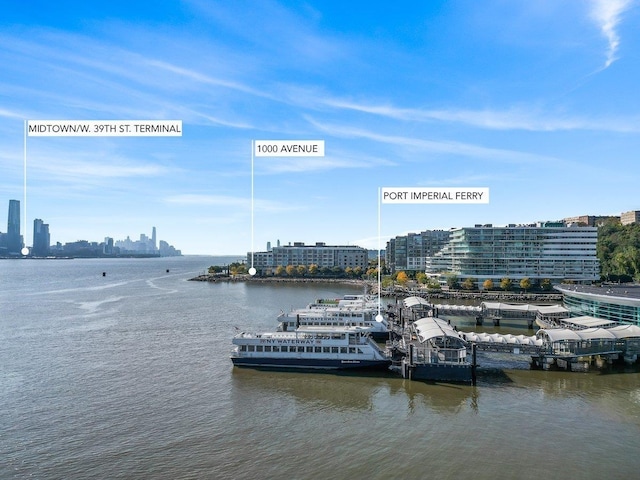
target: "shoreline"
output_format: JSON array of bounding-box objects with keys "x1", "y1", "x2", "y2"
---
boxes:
[{"x1": 188, "y1": 274, "x2": 563, "y2": 302}]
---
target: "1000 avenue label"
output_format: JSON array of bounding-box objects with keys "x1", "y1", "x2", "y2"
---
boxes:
[{"x1": 255, "y1": 140, "x2": 325, "y2": 157}]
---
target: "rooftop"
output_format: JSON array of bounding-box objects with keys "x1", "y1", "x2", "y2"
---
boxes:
[{"x1": 555, "y1": 283, "x2": 640, "y2": 301}]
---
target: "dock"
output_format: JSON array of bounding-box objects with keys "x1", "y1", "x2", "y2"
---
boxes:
[{"x1": 386, "y1": 296, "x2": 640, "y2": 383}]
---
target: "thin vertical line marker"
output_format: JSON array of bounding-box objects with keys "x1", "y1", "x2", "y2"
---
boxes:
[
  {"x1": 248, "y1": 140, "x2": 256, "y2": 276},
  {"x1": 376, "y1": 187, "x2": 382, "y2": 321},
  {"x1": 22, "y1": 121, "x2": 28, "y2": 256}
]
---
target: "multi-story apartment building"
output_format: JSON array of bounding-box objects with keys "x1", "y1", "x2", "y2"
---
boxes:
[
  {"x1": 386, "y1": 230, "x2": 451, "y2": 273},
  {"x1": 620, "y1": 210, "x2": 640, "y2": 226},
  {"x1": 563, "y1": 214, "x2": 619, "y2": 227},
  {"x1": 249, "y1": 242, "x2": 368, "y2": 274},
  {"x1": 426, "y1": 223, "x2": 599, "y2": 285}
]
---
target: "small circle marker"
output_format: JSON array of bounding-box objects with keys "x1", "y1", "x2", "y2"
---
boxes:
[
  {"x1": 21, "y1": 247, "x2": 29, "y2": 256},
  {"x1": 249, "y1": 267, "x2": 257, "y2": 276}
]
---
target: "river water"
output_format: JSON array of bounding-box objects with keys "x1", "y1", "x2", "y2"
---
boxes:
[{"x1": 1, "y1": 257, "x2": 639, "y2": 479}]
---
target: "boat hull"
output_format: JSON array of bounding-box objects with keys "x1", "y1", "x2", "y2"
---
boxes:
[
  {"x1": 231, "y1": 356, "x2": 391, "y2": 371},
  {"x1": 402, "y1": 362, "x2": 473, "y2": 383}
]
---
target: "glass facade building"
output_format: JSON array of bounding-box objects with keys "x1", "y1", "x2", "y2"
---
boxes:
[
  {"x1": 555, "y1": 284, "x2": 640, "y2": 326},
  {"x1": 426, "y1": 223, "x2": 599, "y2": 284}
]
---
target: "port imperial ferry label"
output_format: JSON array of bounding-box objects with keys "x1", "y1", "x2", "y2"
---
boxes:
[
  {"x1": 382, "y1": 187, "x2": 489, "y2": 204},
  {"x1": 254, "y1": 140, "x2": 325, "y2": 157}
]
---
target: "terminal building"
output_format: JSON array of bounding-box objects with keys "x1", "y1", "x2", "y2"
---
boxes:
[
  {"x1": 555, "y1": 284, "x2": 640, "y2": 327},
  {"x1": 249, "y1": 242, "x2": 368, "y2": 274},
  {"x1": 425, "y1": 223, "x2": 600, "y2": 285}
]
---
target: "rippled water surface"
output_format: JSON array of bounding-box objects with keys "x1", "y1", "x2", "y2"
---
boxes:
[{"x1": 1, "y1": 257, "x2": 639, "y2": 479}]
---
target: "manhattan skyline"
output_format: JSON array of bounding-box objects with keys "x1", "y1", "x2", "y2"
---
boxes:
[{"x1": 1, "y1": 1, "x2": 639, "y2": 254}]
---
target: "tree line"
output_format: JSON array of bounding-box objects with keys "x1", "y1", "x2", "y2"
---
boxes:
[{"x1": 597, "y1": 219, "x2": 640, "y2": 282}]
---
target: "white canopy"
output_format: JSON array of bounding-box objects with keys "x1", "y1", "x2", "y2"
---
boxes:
[
  {"x1": 403, "y1": 296, "x2": 430, "y2": 308},
  {"x1": 607, "y1": 324, "x2": 640, "y2": 339},
  {"x1": 412, "y1": 317, "x2": 462, "y2": 343}
]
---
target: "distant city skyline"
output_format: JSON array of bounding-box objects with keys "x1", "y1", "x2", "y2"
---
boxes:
[
  {"x1": 0, "y1": 198, "x2": 180, "y2": 257},
  {"x1": 2, "y1": 197, "x2": 639, "y2": 257},
  {"x1": 1, "y1": 2, "x2": 639, "y2": 254}
]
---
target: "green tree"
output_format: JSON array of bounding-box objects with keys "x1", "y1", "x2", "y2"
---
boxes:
[
  {"x1": 416, "y1": 272, "x2": 427, "y2": 284},
  {"x1": 285, "y1": 265, "x2": 296, "y2": 276},
  {"x1": 229, "y1": 262, "x2": 247, "y2": 275},
  {"x1": 540, "y1": 278, "x2": 553, "y2": 291},
  {"x1": 308, "y1": 264, "x2": 318, "y2": 275},
  {"x1": 446, "y1": 274, "x2": 459, "y2": 290},
  {"x1": 500, "y1": 277, "x2": 512, "y2": 291},
  {"x1": 597, "y1": 219, "x2": 640, "y2": 280},
  {"x1": 275, "y1": 265, "x2": 285, "y2": 276},
  {"x1": 483, "y1": 279, "x2": 494, "y2": 290},
  {"x1": 296, "y1": 265, "x2": 307, "y2": 276},
  {"x1": 396, "y1": 271, "x2": 409, "y2": 285},
  {"x1": 520, "y1": 277, "x2": 532, "y2": 293}
]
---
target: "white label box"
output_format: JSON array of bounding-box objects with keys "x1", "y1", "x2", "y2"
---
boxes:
[
  {"x1": 382, "y1": 187, "x2": 489, "y2": 204},
  {"x1": 27, "y1": 120, "x2": 183, "y2": 137},
  {"x1": 254, "y1": 140, "x2": 325, "y2": 157}
]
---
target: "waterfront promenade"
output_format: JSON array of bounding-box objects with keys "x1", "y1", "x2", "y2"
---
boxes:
[{"x1": 189, "y1": 273, "x2": 563, "y2": 302}]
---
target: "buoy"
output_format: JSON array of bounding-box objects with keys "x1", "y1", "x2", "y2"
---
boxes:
[
  {"x1": 102, "y1": 272, "x2": 106, "y2": 277},
  {"x1": 166, "y1": 269, "x2": 170, "y2": 273}
]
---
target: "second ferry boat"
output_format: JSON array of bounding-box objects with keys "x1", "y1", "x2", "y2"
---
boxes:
[{"x1": 276, "y1": 294, "x2": 391, "y2": 341}]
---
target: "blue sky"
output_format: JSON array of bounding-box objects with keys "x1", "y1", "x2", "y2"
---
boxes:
[{"x1": 1, "y1": 0, "x2": 639, "y2": 255}]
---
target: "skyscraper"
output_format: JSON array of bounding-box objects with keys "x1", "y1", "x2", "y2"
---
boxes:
[
  {"x1": 33, "y1": 219, "x2": 50, "y2": 256},
  {"x1": 7, "y1": 199, "x2": 22, "y2": 254},
  {"x1": 152, "y1": 226, "x2": 157, "y2": 251}
]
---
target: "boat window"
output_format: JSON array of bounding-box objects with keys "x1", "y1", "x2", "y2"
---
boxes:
[
  {"x1": 323, "y1": 347, "x2": 331, "y2": 353},
  {"x1": 331, "y1": 347, "x2": 339, "y2": 353},
  {"x1": 272, "y1": 346, "x2": 280, "y2": 352},
  {"x1": 305, "y1": 346, "x2": 313, "y2": 353},
  {"x1": 248, "y1": 345, "x2": 255, "y2": 352},
  {"x1": 256, "y1": 345, "x2": 263, "y2": 352},
  {"x1": 240, "y1": 345, "x2": 247, "y2": 352},
  {"x1": 297, "y1": 346, "x2": 305, "y2": 353},
  {"x1": 349, "y1": 347, "x2": 357, "y2": 354},
  {"x1": 281, "y1": 346, "x2": 288, "y2": 353},
  {"x1": 314, "y1": 347, "x2": 322, "y2": 353},
  {"x1": 340, "y1": 347, "x2": 347, "y2": 354},
  {"x1": 264, "y1": 346, "x2": 272, "y2": 352}
]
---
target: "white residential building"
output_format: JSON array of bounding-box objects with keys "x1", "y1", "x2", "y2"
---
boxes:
[
  {"x1": 426, "y1": 223, "x2": 600, "y2": 284},
  {"x1": 249, "y1": 242, "x2": 368, "y2": 273}
]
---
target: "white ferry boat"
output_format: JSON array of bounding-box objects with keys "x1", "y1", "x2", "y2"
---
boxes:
[
  {"x1": 231, "y1": 326, "x2": 391, "y2": 371},
  {"x1": 277, "y1": 295, "x2": 391, "y2": 341},
  {"x1": 277, "y1": 306, "x2": 390, "y2": 341}
]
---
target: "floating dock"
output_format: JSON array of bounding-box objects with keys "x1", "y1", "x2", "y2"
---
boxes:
[{"x1": 385, "y1": 296, "x2": 640, "y2": 383}]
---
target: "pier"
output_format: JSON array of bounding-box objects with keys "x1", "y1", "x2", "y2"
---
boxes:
[
  {"x1": 386, "y1": 296, "x2": 640, "y2": 382},
  {"x1": 394, "y1": 296, "x2": 569, "y2": 329}
]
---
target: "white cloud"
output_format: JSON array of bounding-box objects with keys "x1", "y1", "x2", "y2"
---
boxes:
[
  {"x1": 589, "y1": 0, "x2": 633, "y2": 68},
  {"x1": 306, "y1": 117, "x2": 565, "y2": 165},
  {"x1": 322, "y1": 98, "x2": 640, "y2": 133}
]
